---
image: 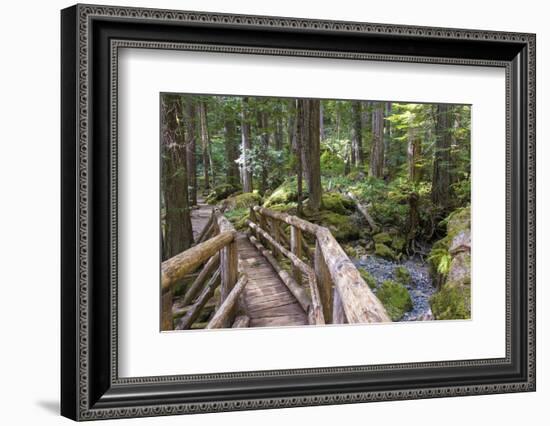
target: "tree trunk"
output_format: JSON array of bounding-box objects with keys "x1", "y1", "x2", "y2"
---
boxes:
[
  {"x1": 223, "y1": 114, "x2": 240, "y2": 186},
  {"x1": 240, "y1": 97, "x2": 253, "y2": 193},
  {"x1": 351, "y1": 101, "x2": 363, "y2": 167},
  {"x1": 369, "y1": 103, "x2": 385, "y2": 178},
  {"x1": 295, "y1": 99, "x2": 303, "y2": 216},
  {"x1": 198, "y1": 100, "x2": 212, "y2": 192},
  {"x1": 299, "y1": 99, "x2": 322, "y2": 212},
  {"x1": 407, "y1": 122, "x2": 422, "y2": 182},
  {"x1": 184, "y1": 97, "x2": 197, "y2": 206},
  {"x1": 256, "y1": 109, "x2": 269, "y2": 194},
  {"x1": 161, "y1": 95, "x2": 194, "y2": 260},
  {"x1": 383, "y1": 102, "x2": 392, "y2": 171},
  {"x1": 432, "y1": 104, "x2": 452, "y2": 210}
]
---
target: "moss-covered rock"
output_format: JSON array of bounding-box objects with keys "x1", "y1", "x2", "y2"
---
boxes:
[
  {"x1": 222, "y1": 191, "x2": 262, "y2": 211},
  {"x1": 374, "y1": 243, "x2": 396, "y2": 260},
  {"x1": 317, "y1": 211, "x2": 360, "y2": 242},
  {"x1": 394, "y1": 266, "x2": 411, "y2": 285},
  {"x1": 321, "y1": 192, "x2": 355, "y2": 215},
  {"x1": 430, "y1": 285, "x2": 470, "y2": 320},
  {"x1": 428, "y1": 205, "x2": 472, "y2": 320},
  {"x1": 391, "y1": 234, "x2": 407, "y2": 252},
  {"x1": 263, "y1": 179, "x2": 299, "y2": 207},
  {"x1": 223, "y1": 207, "x2": 249, "y2": 230},
  {"x1": 205, "y1": 183, "x2": 240, "y2": 204},
  {"x1": 376, "y1": 280, "x2": 413, "y2": 321},
  {"x1": 359, "y1": 268, "x2": 377, "y2": 289},
  {"x1": 373, "y1": 232, "x2": 392, "y2": 244}
]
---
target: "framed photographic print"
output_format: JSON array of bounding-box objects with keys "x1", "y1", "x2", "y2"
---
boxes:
[{"x1": 61, "y1": 3, "x2": 536, "y2": 421}]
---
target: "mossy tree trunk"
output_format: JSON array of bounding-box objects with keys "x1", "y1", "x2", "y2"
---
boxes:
[
  {"x1": 161, "y1": 95, "x2": 194, "y2": 260},
  {"x1": 256, "y1": 106, "x2": 270, "y2": 194}
]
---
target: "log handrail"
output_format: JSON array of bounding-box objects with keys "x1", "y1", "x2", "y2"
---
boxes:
[
  {"x1": 250, "y1": 207, "x2": 390, "y2": 324},
  {"x1": 161, "y1": 230, "x2": 235, "y2": 292}
]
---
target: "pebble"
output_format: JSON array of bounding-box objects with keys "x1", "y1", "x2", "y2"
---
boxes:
[{"x1": 353, "y1": 255, "x2": 436, "y2": 322}]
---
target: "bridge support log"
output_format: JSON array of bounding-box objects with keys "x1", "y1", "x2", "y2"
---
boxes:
[
  {"x1": 207, "y1": 274, "x2": 248, "y2": 329},
  {"x1": 176, "y1": 268, "x2": 221, "y2": 330},
  {"x1": 332, "y1": 287, "x2": 347, "y2": 324},
  {"x1": 180, "y1": 252, "x2": 220, "y2": 306},
  {"x1": 216, "y1": 212, "x2": 239, "y2": 327}
]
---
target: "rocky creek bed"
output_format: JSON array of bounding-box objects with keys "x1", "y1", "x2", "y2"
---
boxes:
[{"x1": 353, "y1": 255, "x2": 436, "y2": 321}]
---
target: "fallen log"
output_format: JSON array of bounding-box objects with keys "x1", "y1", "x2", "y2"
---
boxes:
[
  {"x1": 173, "y1": 300, "x2": 216, "y2": 319},
  {"x1": 346, "y1": 191, "x2": 379, "y2": 233}
]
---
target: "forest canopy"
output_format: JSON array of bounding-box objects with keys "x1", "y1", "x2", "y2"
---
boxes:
[{"x1": 161, "y1": 93, "x2": 472, "y2": 322}]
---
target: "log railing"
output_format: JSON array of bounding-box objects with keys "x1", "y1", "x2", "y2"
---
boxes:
[
  {"x1": 248, "y1": 206, "x2": 390, "y2": 324},
  {"x1": 161, "y1": 209, "x2": 248, "y2": 330}
]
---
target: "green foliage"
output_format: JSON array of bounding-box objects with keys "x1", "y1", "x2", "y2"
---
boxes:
[
  {"x1": 394, "y1": 266, "x2": 412, "y2": 285},
  {"x1": 376, "y1": 280, "x2": 413, "y2": 321},
  {"x1": 359, "y1": 268, "x2": 377, "y2": 289},
  {"x1": 223, "y1": 207, "x2": 250, "y2": 230},
  {"x1": 373, "y1": 232, "x2": 392, "y2": 244},
  {"x1": 320, "y1": 149, "x2": 346, "y2": 176},
  {"x1": 374, "y1": 243, "x2": 396, "y2": 260},
  {"x1": 430, "y1": 285, "x2": 471, "y2": 320}
]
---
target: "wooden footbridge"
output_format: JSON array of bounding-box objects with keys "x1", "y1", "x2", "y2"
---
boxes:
[{"x1": 161, "y1": 200, "x2": 390, "y2": 331}]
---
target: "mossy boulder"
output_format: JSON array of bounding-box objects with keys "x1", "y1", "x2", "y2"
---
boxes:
[
  {"x1": 374, "y1": 243, "x2": 396, "y2": 260},
  {"x1": 376, "y1": 280, "x2": 413, "y2": 321},
  {"x1": 391, "y1": 234, "x2": 407, "y2": 252},
  {"x1": 430, "y1": 285, "x2": 471, "y2": 320},
  {"x1": 359, "y1": 268, "x2": 377, "y2": 289},
  {"x1": 223, "y1": 207, "x2": 249, "y2": 230},
  {"x1": 428, "y1": 205, "x2": 472, "y2": 320},
  {"x1": 222, "y1": 191, "x2": 262, "y2": 211},
  {"x1": 321, "y1": 192, "x2": 355, "y2": 215},
  {"x1": 205, "y1": 183, "x2": 240, "y2": 204},
  {"x1": 317, "y1": 211, "x2": 360, "y2": 242},
  {"x1": 373, "y1": 232, "x2": 392, "y2": 244},
  {"x1": 394, "y1": 266, "x2": 411, "y2": 285},
  {"x1": 263, "y1": 179, "x2": 299, "y2": 207}
]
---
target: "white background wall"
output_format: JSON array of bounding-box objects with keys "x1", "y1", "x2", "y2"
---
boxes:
[{"x1": 0, "y1": 0, "x2": 546, "y2": 424}]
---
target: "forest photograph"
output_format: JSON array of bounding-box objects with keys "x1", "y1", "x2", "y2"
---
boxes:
[{"x1": 160, "y1": 93, "x2": 471, "y2": 331}]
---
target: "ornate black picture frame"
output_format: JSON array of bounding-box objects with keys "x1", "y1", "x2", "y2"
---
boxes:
[{"x1": 61, "y1": 4, "x2": 536, "y2": 421}]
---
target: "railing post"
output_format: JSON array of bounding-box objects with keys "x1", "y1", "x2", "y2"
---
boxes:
[
  {"x1": 290, "y1": 225, "x2": 302, "y2": 285},
  {"x1": 314, "y1": 240, "x2": 333, "y2": 323},
  {"x1": 220, "y1": 236, "x2": 238, "y2": 327},
  {"x1": 161, "y1": 289, "x2": 173, "y2": 331}
]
